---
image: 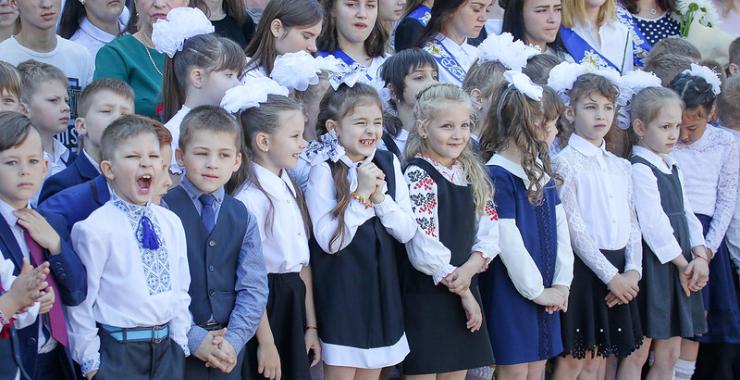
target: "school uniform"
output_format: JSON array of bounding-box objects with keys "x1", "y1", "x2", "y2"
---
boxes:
[
  {"x1": 38, "y1": 150, "x2": 99, "y2": 204},
  {"x1": 163, "y1": 177, "x2": 268, "y2": 380},
  {"x1": 235, "y1": 163, "x2": 312, "y2": 380},
  {"x1": 379, "y1": 129, "x2": 408, "y2": 162},
  {"x1": 394, "y1": 5, "x2": 431, "y2": 52},
  {"x1": 164, "y1": 106, "x2": 190, "y2": 175},
  {"x1": 630, "y1": 146, "x2": 707, "y2": 339},
  {"x1": 560, "y1": 18, "x2": 635, "y2": 73},
  {"x1": 1, "y1": 257, "x2": 42, "y2": 380},
  {"x1": 67, "y1": 191, "x2": 192, "y2": 379},
  {"x1": 402, "y1": 155, "x2": 496, "y2": 374},
  {"x1": 45, "y1": 140, "x2": 76, "y2": 179},
  {"x1": 422, "y1": 33, "x2": 479, "y2": 86},
  {"x1": 38, "y1": 175, "x2": 110, "y2": 234},
  {"x1": 306, "y1": 149, "x2": 416, "y2": 368},
  {"x1": 0, "y1": 199, "x2": 87, "y2": 380},
  {"x1": 553, "y1": 135, "x2": 644, "y2": 359},
  {"x1": 315, "y1": 50, "x2": 388, "y2": 90},
  {"x1": 480, "y1": 155, "x2": 574, "y2": 365}
]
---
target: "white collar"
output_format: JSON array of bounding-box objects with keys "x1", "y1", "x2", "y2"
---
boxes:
[
  {"x1": 251, "y1": 162, "x2": 297, "y2": 198},
  {"x1": 486, "y1": 154, "x2": 550, "y2": 187},
  {"x1": 78, "y1": 17, "x2": 124, "y2": 44},
  {"x1": 0, "y1": 198, "x2": 29, "y2": 230},
  {"x1": 568, "y1": 134, "x2": 607, "y2": 157},
  {"x1": 44, "y1": 139, "x2": 70, "y2": 164},
  {"x1": 82, "y1": 149, "x2": 101, "y2": 174},
  {"x1": 632, "y1": 145, "x2": 677, "y2": 170}
]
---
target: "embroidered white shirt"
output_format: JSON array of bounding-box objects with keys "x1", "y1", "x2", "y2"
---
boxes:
[{"x1": 571, "y1": 19, "x2": 634, "y2": 72}]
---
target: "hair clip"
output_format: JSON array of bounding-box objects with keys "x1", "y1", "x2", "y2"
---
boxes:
[
  {"x1": 682, "y1": 63, "x2": 721, "y2": 95},
  {"x1": 271, "y1": 51, "x2": 324, "y2": 92},
  {"x1": 477, "y1": 33, "x2": 541, "y2": 71},
  {"x1": 220, "y1": 77, "x2": 289, "y2": 113},
  {"x1": 504, "y1": 71, "x2": 543, "y2": 101},
  {"x1": 152, "y1": 7, "x2": 215, "y2": 58}
]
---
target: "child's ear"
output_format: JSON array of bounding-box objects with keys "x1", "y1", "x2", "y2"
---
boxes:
[
  {"x1": 415, "y1": 120, "x2": 427, "y2": 138},
  {"x1": 19, "y1": 102, "x2": 29, "y2": 116},
  {"x1": 270, "y1": 19, "x2": 284, "y2": 38},
  {"x1": 563, "y1": 106, "x2": 576, "y2": 124},
  {"x1": 175, "y1": 147, "x2": 185, "y2": 166},
  {"x1": 74, "y1": 117, "x2": 87, "y2": 136},
  {"x1": 41, "y1": 157, "x2": 49, "y2": 178},
  {"x1": 709, "y1": 103, "x2": 718, "y2": 121},
  {"x1": 255, "y1": 132, "x2": 270, "y2": 152},
  {"x1": 100, "y1": 160, "x2": 115, "y2": 181},
  {"x1": 632, "y1": 119, "x2": 646, "y2": 136},
  {"x1": 388, "y1": 84, "x2": 399, "y2": 102},
  {"x1": 324, "y1": 119, "x2": 336, "y2": 132},
  {"x1": 232, "y1": 150, "x2": 242, "y2": 173},
  {"x1": 730, "y1": 63, "x2": 738, "y2": 76},
  {"x1": 189, "y1": 68, "x2": 205, "y2": 89},
  {"x1": 470, "y1": 88, "x2": 483, "y2": 110}
]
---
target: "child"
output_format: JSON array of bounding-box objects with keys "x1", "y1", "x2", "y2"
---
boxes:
[
  {"x1": 729, "y1": 37, "x2": 739, "y2": 77},
  {"x1": 645, "y1": 36, "x2": 702, "y2": 65},
  {"x1": 394, "y1": 0, "x2": 433, "y2": 52},
  {"x1": 479, "y1": 71, "x2": 574, "y2": 380},
  {"x1": 305, "y1": 82, "x2": 417, "y2": 378},
  {"x1": 0, "y1": 61, "x2": 21, "y2": 113},
  {"x1": 379, "y1": 0, "x2": 405, "y2": 52},
  {"x1": 717, "y1": 75, "x2": 740, "y2": 277},
  {"x1": 0, "y1": 111, "x2": 87, "y2": 380},
  {"x1": 643, "y1": 53, "x2": 693, "y2": 86},
  {"x1": 402, "y1": 83, "x2": 496, "y2": 378},
  {"x1": 67, "y1": 114, "x2": 192, "y2": 380},
  {"x1": 418, "y1": 0, "x2": 493, "y2": 86},
  {"x1": 17, "y1": 60, "x2": 74, "y2": 178},
  {"x1": 523, "y1": 53, "x2": 565, "y2": 86},
  {"x1": 243, "y1": 0, "x2": 324, "y2": 79},
  {"x1": 58, "y1": 0, "x2": 126, "y2": 56},
  {"x1": 627, "y1": 86, "x2": 708, "y2": 379},
  {"x1": 163, "y1": 105, "x2": 268, "y2": 379},
  {"x1": 38, "y1": 78, "x2": 134, "y2": 203},
  {"x1": 379, "y1": 48, "x2": 439, "y2": 161},
  {"x1": 551, "y1": 73, "x2": 645, "y2": 379},
  {"x1": 500, "y1": 0, "x2": 569, "y2": 58},
  {"x1": 227, "y1": 86, "x2": 320, "y2": 380},
  {"x1": 668, "y1": 67, "x2": 740, "y2": 380}
]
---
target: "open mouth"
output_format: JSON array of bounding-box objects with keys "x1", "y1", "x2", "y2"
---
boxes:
[
  {"x1": 359, "y1": 138, "x2": 376, "y2": 147},
  {"x1": 137, "y1": 174, "x2": 152, "y2": 193}
]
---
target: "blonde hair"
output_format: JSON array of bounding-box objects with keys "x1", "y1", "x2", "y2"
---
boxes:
[
  {"x1": 561, "y1": 0, "x2": 616, "y2": 28},
  {"x1": 406, "y1": 83, "x2": 493, "y2": 212},
  {"x1": 627, "y1": 86, "x2": 684, "y2": 151}
]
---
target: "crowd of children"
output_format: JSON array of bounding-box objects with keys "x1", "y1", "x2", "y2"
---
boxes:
[{"x1": 0, "y1": 0, "x2": 739, "y2": 380}]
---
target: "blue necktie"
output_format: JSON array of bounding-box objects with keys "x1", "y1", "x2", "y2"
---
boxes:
[{"x1": 199, "y1": 194, "x2": 216, "y2": 233}]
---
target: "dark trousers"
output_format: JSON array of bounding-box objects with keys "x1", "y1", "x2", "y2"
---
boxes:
[
  {"x1": 185, "y1": 346, "x2": 245, "y2": 380},
  {"x1": 94, "y1": 332, "x2": 185, "y2": 380},
  {"x1": 693, "y1": 342, "x2": 737, "y2": 380},
  {"x1": 34, "y1": 345, "x2": 73, "y2": 380}
]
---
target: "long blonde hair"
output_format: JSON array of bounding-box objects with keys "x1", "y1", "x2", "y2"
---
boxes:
[
  {"x1": 561, "y1": 0, "x2": 616, "y2": 28},
  {"x1": 405, "y1": 83, "x2": 493, "y2": 212}
]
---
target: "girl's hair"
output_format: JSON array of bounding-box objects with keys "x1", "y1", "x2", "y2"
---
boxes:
[
  {"x1": 621, "y1": 0, "x2": 674, "y2": 14},
  {"x1": 406, "y1": 83, "x2": 494, "y2": 212},
  {"x1": 480, "y1": 83, "x2": 563, "y2": 205},
  {"x1": 244, "y1": 0, "x2": 324, "y2": 74},
  {"x1": 162, "y1": 34, "x2": 246, "y2": 122},
  {"x1": 462, "y1": 60, "x2": 507, "y2": 129},
  {"x1": 417, "y1": 0, "x2": 465, "y2": 46},
  {"x1": 59, "y1": 0, "x2": 93, "y2": 39},
  {"x1": 317, "y1": 0, "x2": 387, "y2": 58},
  {"x1": 230, "y1": 95, "x2": 312, "y2": 236},
  {"x1": 502, "y1": 0, "x2": 566, "y2": 52},
  {"x1": 561, "y1": 0, "x2": 616, "y2": 28},
  {"x1": 523, "y1": 53, "x2": 564, "y2": 85},
  {"x1": 626, "y1": 86, "x2": 684, "y2": 150},
  {"x1": 558, "y1": 73, "x2": 619, "y2": 145},
  {"x1": 401, "y1": 0, "x2": 428, "y2": 20},
  {"x1": 668, "y1": 71, "x2": 717, "y2": 116},
  {"x1": 191, "y1": 0, "x2": 246, "y2": 25},
  {"x1": 316, "y1": 83, "x2": 383, "y2": 249},
  {"x1": 0, "y1": 61, "x2": 21, "y2": 99}
]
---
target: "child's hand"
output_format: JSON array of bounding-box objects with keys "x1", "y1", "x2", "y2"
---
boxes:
[
  {"x1": 533, "y1": 288, "x2": 565, "y2": 311},
  {"x1": 606, "y1": 273, "x2": 639, "y2": 305},
  {"x1": 369, "y1": 180, "x2": 386, "y2": 204},
  {"x1": 8, "y1": 259, "x2": 49, "y2": 311},
  {"x1": 195, "y1": 329, "x2": 226, "y2": 365},
  {"x1": 356, "y1": 163, "x2": 385, "y2": 198},
  {"x1": 38, "y1": 286, "x2": 55, "y2": 314},
  {"x1": 460, "y1": 290, "x2": 483, "y2": 332},
  {"x1": 86, "y1": 370, "x2": 97, "y2": 379},
  {"x1": 687, "y1": 258, "x2": 709, "y2": 293},
  {"x1": 304, "y1": 328, "x2": 321, "y2": 367},
  {"x1": 257, "y1": 342, "x2": 281, "y2": 379},
  {"x1": 677, "y1": 265, "x2": 692, "y2": 297},
  {"x1": 444, "y1": 263, "x2": 476, "y2": 295},
  {"x1": 553, "y1": 285, "x2": 570, "y2": 312},
  {"x1": 15, "y1": 209, "x2": 61, "y2": 255}
]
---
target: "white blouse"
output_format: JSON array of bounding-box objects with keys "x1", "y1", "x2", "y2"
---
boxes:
[
  {"x1": 404, "y1": 155, "x2": 501, "y2": 285},
  {"x1": 721, "y1": 126, "x2": 740, "y2": 275},
  {"x1": 428, "y1": 34, "x2": 479, "y2": 86},
  {"x1": 670, "y1": 126, "x2": 739, "y2": 253},
  {"x1": 235, "y1": 163, "x2": 310, "y2": 274},
  {"x1": 631, "y1": 146, "x2": 706, "y2": 264},
  {"x1": 554, "y1": 135, "x2": 642, "y2": 284},
  {"x1": 164, "y1": 105, "x2": 190, "y2": 175},
  {"x1": 571, "y1": 19, "x2": 634, "y2": 72},
  {"x1": 306, "y1": 153, "x2": 416, "y2": 254}
]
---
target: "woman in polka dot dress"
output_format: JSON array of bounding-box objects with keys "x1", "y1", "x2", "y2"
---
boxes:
[{"x1": 620, "y1": 0, "x2": 681, "y2": 46}]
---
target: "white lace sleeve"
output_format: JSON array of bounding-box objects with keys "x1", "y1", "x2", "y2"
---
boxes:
[
  {"x1": 624, "y1": 166, "x2": 643, "y2": 276},
  {"x1": 706, "y1": 139, "x2": 739, "y2": 253}
]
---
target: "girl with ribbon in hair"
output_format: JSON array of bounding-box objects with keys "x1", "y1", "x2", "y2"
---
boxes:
[{"x1": 479, "y1": 71, "x2": 574, "y2": 379}]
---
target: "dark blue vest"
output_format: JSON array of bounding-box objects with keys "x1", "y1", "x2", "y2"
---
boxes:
[{"x1": 164, "y1": 187, "x2": 248, "y2": 324}]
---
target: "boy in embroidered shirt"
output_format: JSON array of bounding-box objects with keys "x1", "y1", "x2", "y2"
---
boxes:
[
  {"x1": 17, "y1": 60, "x2": 73, "y2": 178},
  {"x1": 67, "y1": 115, "x2": 192, "y2": 380},
  {"x1": 0, "y1": 61, "x2": 22, "y2": 113},
  {"x1": 164, "y1": 105, "x2": 268, "y2": 379},
  {"x1": 38, "y1": 78, "x2": 134, "y2": 203}
]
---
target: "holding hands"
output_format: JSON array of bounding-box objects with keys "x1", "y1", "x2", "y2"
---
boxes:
[{"x1": 195, "y1": 328, "x2": 238, "y2": 374}]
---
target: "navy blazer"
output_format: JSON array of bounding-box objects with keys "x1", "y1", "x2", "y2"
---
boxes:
[
  {"x1": 38, "y1": 152, "x2": 98, "y2": 204},
  {"x1": 0, "y1": 208, "x2": 87, "y2": 379},
  {"x1": 38, "y1": 175, "x2": 110, "y2": 234}
]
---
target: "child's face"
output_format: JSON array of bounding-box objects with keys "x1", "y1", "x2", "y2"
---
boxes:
[
  {"x1": 331, "y1": 102, "x2": 383, "y2": 162},
  {"x1": 399, "y1": 65, "x2": 438, "y2": 107},
  {"x1": 522, "y1": 0, "x2": 562, "y2": 46},
  {"x1": 678, "y1": 106, "x2": 710, "y2": 145},
  {"x1": 448, "y1": 0, "x2": 493, "y2": 39},
  {"x1": 200, "y1": 69, "x2": 241, "y2": 106},
  {"x1": 178, "y1": 129, "x2": 241, "y2": 194},
  {"x1": 333, "y1": 0, "x2": 378, "y2": 45},
  {"x1": 76, "y1": 91, "x2": 134, "y2": 152},
  {"x1": 151, "y1": 144, "x2": 173, "y2": 205},
  {"x1": 257, "y1": 110, "x2": 307, "y2": 173},
  {"x1": 24, "y1": 81, "x2": 70, "y2": 136},
  {"x1": 17, "y1": 0, "x2": 60, "y2": 30},
  {"x1": 274, "y1": 21, "x2": 323, "y2": 55},
  {"x1": 568, "y1": 91, "x2": 615, "y2": 146},
  {"x1": 0, "y1": 129, "x2": 47, "y2": 208},
  {"x1": 635, "y1": 102, "x2": 682, "y2": 154},
  {"x1": 419, "y1": 101, "x2": 471, "y2": 166},
  {"x1": 378, "y1": 0, "x2": 404, "y2": 23},
  {"x1": 0, "y1": 90, "x2": 21, "y2": 113},
  {"x1": 101, "y1": 132, "x2": 161, "y2": 205}
]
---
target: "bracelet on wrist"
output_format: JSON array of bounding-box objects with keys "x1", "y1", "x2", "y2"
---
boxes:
[
  {"x1": 351, "y1": 192, "x2": 373, "y2": 209},
  {"x1": 692, "y1": 251, "x2": 709, "y2": 262},
  {"x1": 305, "y1": 325, "x2": 317, "y2": 331}
]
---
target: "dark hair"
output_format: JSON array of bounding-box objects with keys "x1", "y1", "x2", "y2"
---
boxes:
[
  {"x1": 669, "y1": 71, "x2": 717, "y2": 116},
  {"x1": 244, "y1": 0, "x2": 323, "y2": 74},
  {"x1": 523, "y1": 53, "x2": 564, "y2": 85},
  {"x1": 318, "y1": 0, "x2": 387, "y2": 58},
  {"x1": 502, "y1": 0, "x2": 566, "y2": 53},
  {"x1": 179, "y1": 105, "x2": 242, "y2": 150},
  {"x1": 400, "y1": 0, "x2": 428, "y2": 20},
  {"x1": 191, "y1": 0, "x2": 246, "y2": 25},
  {"x1": 16, "y1": 60, "x2": 68, "y2": 104},
  {"x1": 162, "y1": 34, "x2": 246, "y2": 122},
  {"x1": 59, "y1": 0, "x2": 124, "y2": 39},
  {"x1": 0, "y1": 61, "x2": 21, "y2": 99},
  {"x1": 730, "y1": 37, "x2": 740, "y2": 66},
  {"x1": 0, "y1": 111, "x2": 34, "y2": 152},
  {"x1": 100, "y1": 115, "x2": 160, "y2": 161},
  {"x1": 417, "y1": 0, "x2": 464, "y2": 46},
  {"x1": 646, "y1": 36, "x2": 701, "y2": 64},
  {"x1": 77, "y1": 78, "x2": 134, "y2": 117},
  {"x1": 644, "y1": 53, "x2": 693, "y2": 86},
  {"x1": 620, "y1": 0, "x2": 675, "y2": 14},
  {"x1": 718, "y1": 75, "x2": 740, "y2": 127},
  {"x1": 380, "y1": 47, "x2": 437, "y2": 111}
]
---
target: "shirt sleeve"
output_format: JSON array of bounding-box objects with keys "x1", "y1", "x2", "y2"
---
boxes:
[
  {"x1": 374, "y1": 156, "x2": 417, "y2": 244},
  {"x1": 306, "y1": 162, "x2": 375, "y2": 254},
  {"x1": 552, "y1": 202, "x2": 575, "y2": 287},
  {"x1": 168, "y1": 218, "x2": 192, "y2": 356},
  {"x1": 404, "y1": 165, "x2": 456, "y2": 284},
  {"x1": 704, "y1": 141, "x2": 739, "y2": 253},
  {"x1": 624, "y1": 170, "x2": 643, "y2": 276},
  {"x1": 677, "y1": 168, "x2": 707, "y2": 250},
  {"x1": 0, "y1": 259, "x2": 40, "y2": 329},
  {"x1": 471, "y1": 199, "x2": 501, "y2": 262},
  {"x1": 93, "y1": 43, "x2": 127, "y2": 81}
]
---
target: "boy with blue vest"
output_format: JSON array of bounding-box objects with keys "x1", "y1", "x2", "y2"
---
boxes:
[{"x1": 163, "y1": 105, "x2": 268, "y2": 379}]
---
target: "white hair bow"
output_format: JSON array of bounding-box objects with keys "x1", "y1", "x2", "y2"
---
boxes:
[
  {"x1": 220, "y1": 77, "x2": 290, "y2": 113},
  {"x1": 477, "y1": 33, "x2": 541, "y2": 71},
  {"x1": 152, "y1": 7, "x2": 215, "y2": 58}
]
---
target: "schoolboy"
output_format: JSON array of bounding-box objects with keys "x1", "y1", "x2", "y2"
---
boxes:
[
  {"x1": 38, "y1": 78, "x2": 134, "y2": 203},
  {"x1": 67, "y1": 114, "x2": 191, "y2": 379},
  {"x1": 0, "y1": 111, "x2": 86, "y2": 380},
  {"x1": 163, "y1": 105, "x2": 268, "y2": 379}
]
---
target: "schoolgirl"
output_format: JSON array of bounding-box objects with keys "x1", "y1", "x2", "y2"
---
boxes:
[
  {"x1": 304, "y1": 82, "x2": 417, "y2": 379},
  {"x1": 58, "y1": 0, "x2": 127, "y2": 56},
  {"x1": 418, "y1": 0, "x2": 493, "y2": 86},
  {"x1": 479, "y1": 71, "x2": 574, "y2": 380},
  {"x1": 402, "y1": 83, "x2": 496, "y2": 378},
  {"x1": 668, "y1": 66, "x2": 740, "y2": 380}
]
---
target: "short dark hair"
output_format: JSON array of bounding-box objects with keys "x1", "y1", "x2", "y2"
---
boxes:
[
  {"x1": 644, "y1": 53, "x2": 693, "y2": 86},
  {"x1": 0, "y1": 111, "x2": 35, "y2": 152},
  {"x1": 100, "y1": 115, "x2": 160, "y2": 161},
  {"x1": 646, "y1": 37, "x2": 701, "y2": 64},
  {"x1": 16, "y1": 60, "x2": 68, "y2": 104},
  {"x1": 729, "y1": 37, "x2": 740, "y2": 66},
  {"x1": 179, "y1": 105, "x2": 242, "y2": 150},
  {"x1": 77, "y1": 78, "x2": 134, "y2": 117},
  {"x1": 380, "y1": 48, "x2": 438, "y2": 109}
]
